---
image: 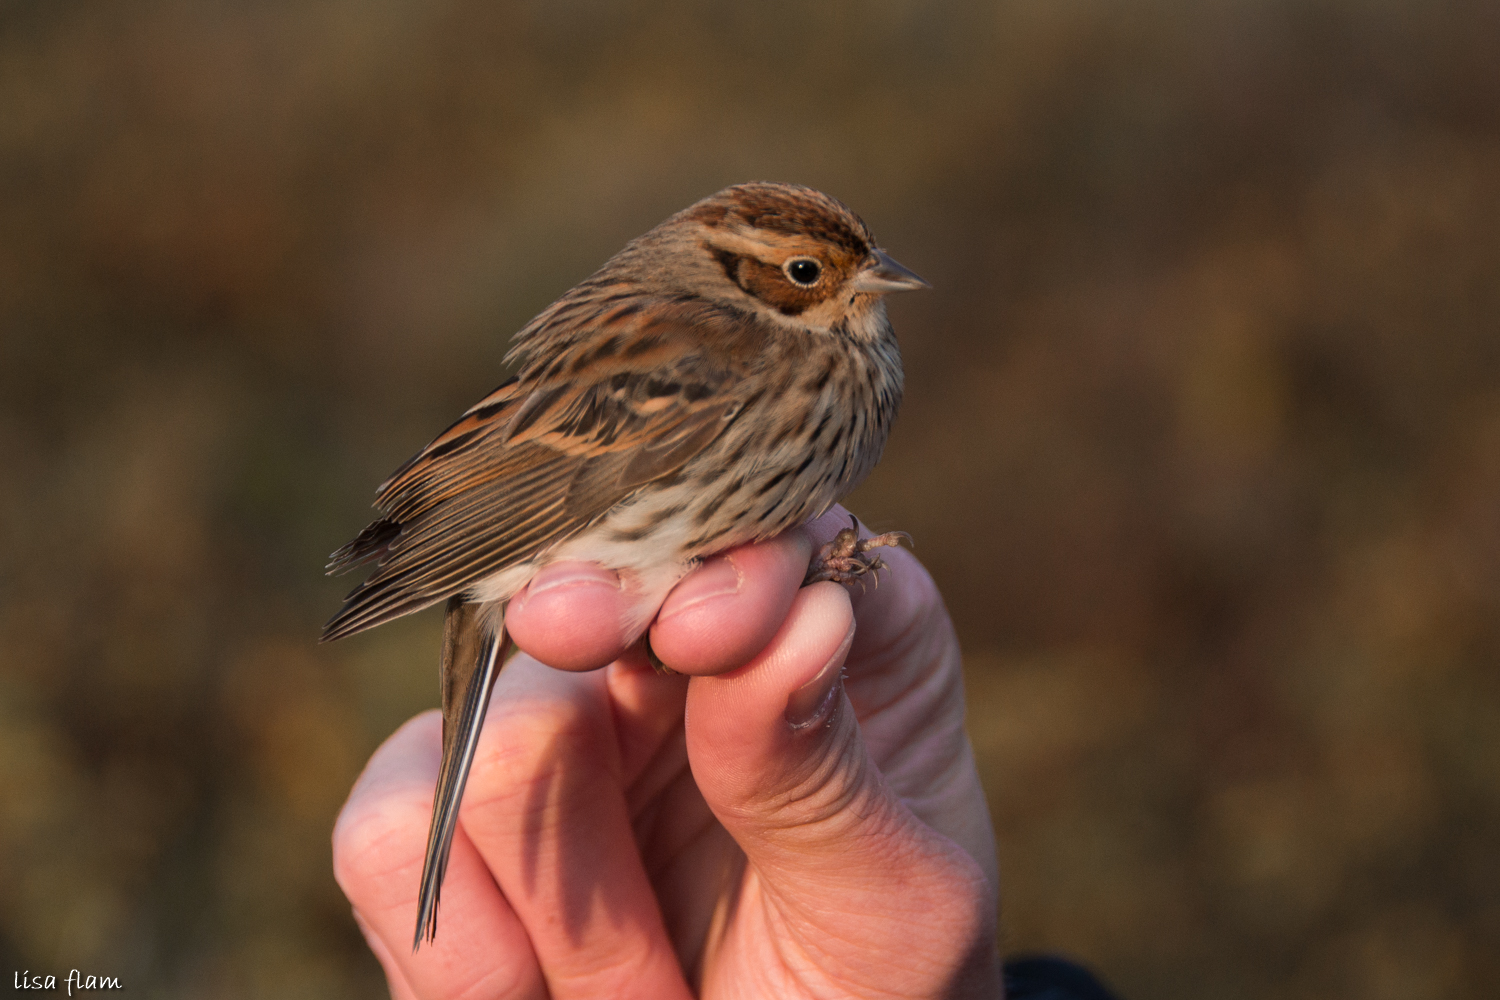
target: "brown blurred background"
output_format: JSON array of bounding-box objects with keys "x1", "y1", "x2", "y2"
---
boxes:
[{"x1": 2, "y1": 0, "x2": 1498, "y2": 996}]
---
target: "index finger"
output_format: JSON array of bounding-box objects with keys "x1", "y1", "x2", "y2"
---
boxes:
[{"x1": 647, "y1": 530, "x2": 813, "y2": 676}]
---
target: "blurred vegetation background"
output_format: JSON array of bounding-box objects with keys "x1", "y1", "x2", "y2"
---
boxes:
[{"x1": 2, "y1": 0, "x2": 1498, "y2": 996}]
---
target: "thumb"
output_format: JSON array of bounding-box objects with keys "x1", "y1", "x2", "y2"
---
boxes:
[{"x1": 684, "y1": 583, "x2": 994, "y2": 993}]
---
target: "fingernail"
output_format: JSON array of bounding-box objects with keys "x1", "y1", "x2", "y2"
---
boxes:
[
  {"x1": 524, "y1": 562, "x2": 621, "y2": 599},
  {"x1": 658, "y1": 556, "x2": 743, "y2": 621},
  {"x1": 785, "y1": 622, "x2": 856, "y2": 729}
]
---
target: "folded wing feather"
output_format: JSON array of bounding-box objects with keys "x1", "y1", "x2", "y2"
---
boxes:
[{"x1": 321, "y1": 307, "x2": 747, "y2": 642}]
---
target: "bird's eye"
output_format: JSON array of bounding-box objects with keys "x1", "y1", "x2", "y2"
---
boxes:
[{"x1": 784, "y1": 257, "x2": 822, "y2": 287}]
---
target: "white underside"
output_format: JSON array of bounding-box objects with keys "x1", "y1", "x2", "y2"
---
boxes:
[{"x1": 466, "y1": 487, "x2": 724, "y2": 641}]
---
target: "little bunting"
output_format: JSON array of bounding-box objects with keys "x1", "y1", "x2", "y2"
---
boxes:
[{"x1": 322, "y1": 182, "x2": 928, "y2": 946}]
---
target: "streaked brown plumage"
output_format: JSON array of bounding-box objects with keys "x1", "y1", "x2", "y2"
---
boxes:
[{"x1": 322, "y1": 182, "x2": 928, "y2": 948}]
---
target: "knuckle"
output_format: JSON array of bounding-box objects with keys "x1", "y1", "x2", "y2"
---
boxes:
[
  {"x1": 493, "y1": 689, "x2": 605, "y2": 755},
  {"x1": 331, "y1": 787, "x2": 428, "y2": 895},
  {"x1": 461, "y1": 691, "x2": 615, "y2": 811},
  {"x1": 547, "y1": 942, "x2": 667, "y2": 999},
  {"x1": 900, "y1": 838, "x2": 997, "y2": 966}
]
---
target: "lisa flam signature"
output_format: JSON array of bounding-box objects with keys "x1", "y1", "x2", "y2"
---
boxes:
[{"x1": 14, "y1": 970, "x2": 123, "y2": 994}]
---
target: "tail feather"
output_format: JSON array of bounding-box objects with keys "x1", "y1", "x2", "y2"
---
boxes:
[{"x1": 413, "y1": 597, "x2": 508, "y2": 950}]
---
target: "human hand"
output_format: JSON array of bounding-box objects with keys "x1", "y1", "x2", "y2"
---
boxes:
[{"x1": 333, "y1": 505, "x2": 1001, "y2": 998}]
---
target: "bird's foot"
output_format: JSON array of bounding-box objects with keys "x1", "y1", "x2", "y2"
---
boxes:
[
  {"x1": 643, "y1": 635, "x2": 677, "y2": 675},
  {"x1": 804, "y1": 517, "x2": 910, "y2": 590}
]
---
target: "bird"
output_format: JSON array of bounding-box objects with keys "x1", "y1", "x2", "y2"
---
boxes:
[{"x1": 321, "y1": 181, "x2": 929, "y2": 949}]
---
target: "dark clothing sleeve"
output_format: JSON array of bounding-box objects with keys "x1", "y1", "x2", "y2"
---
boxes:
[{"x1": 1003, "y1": 956, "x2": 1122, "y2": 1000}]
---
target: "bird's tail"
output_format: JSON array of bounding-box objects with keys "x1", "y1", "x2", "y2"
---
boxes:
[{"x1": 413, "y1": 597, "x2": 508, "y2": 950}]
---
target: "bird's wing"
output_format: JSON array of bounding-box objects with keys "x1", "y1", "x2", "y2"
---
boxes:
[{"x1": 321, "y1": 301, "x2": 757, "y2": 641}]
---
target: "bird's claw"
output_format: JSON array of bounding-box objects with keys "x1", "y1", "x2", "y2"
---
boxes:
[
  {"x1": 643, "y1": 635, "x2": 677, "y2": 675},
  {"x1": 803, "y1": 518, "x2": 910, "y2": 590}
]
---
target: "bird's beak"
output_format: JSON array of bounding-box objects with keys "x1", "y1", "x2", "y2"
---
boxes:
[{"x1": 850, "y1": 249, "x2": 931, "y2": 294}]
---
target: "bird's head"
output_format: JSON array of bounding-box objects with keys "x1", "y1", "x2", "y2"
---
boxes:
[{"x1": 645, "y1": 182, "x2": 929, "y2": 338}]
